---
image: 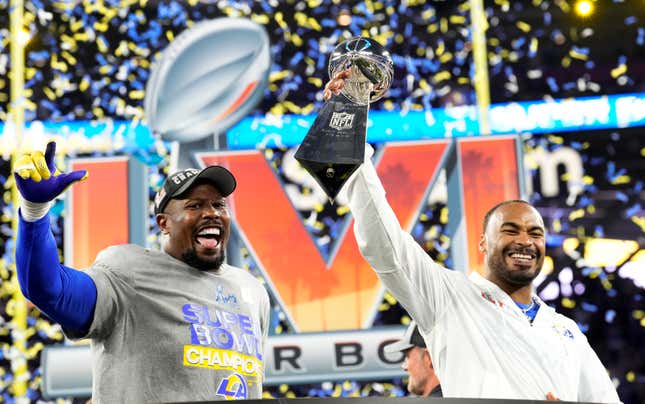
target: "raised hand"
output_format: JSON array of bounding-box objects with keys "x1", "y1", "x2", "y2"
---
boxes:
[
  {"x1": 323, "y1": 68, "x2": 351, "y2": 100},
  {"x1": 14, "y1": 141, "x2": 88, "y2": 203}
]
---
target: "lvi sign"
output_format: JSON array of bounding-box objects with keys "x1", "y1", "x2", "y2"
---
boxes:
[
  {"x1": 49, "y1": 136, "x2": 523, "y2": 396},
  {"x1": 65, "y1": 136, "x2": 523, "y2": 332}
]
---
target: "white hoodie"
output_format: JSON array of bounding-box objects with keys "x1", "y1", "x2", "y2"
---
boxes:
[{"x1": 344, "y1": 153, "x2": 620, "y2": 403}]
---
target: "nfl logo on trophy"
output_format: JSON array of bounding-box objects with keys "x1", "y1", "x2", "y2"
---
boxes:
[{"x1": 329, "y1": 112, "x2": 355, "y2": 131}]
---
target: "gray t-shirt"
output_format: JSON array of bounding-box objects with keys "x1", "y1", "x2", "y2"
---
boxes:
[{"x1": 66, "y1": 244, "x2": 270, "y2": 403}]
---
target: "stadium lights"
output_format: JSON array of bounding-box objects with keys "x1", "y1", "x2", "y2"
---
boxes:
[
  {"x1": 337, "y1": 9, "x2": 351, "y2": 26},
  {"x1": 17, "y1": 27, "x2": 32, "y2": 46},
  {"x1": 574, "y1": 0, "x2": 594, "y2": 17}
]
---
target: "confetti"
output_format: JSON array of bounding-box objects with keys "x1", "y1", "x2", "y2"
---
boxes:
[{"x1": 1, "y1": 1, "x2": 644, "y2": 402}]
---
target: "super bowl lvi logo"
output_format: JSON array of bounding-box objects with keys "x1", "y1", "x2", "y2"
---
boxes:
[{"x1": 214, "y1": 285, "x2": 240, "y2": 309}]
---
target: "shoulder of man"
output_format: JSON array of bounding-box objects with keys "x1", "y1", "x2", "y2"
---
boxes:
[
  {"x1": 548, "y1": 308, "x2": 589, "y2": 341},
  {"x1": 222, "y1": 264, "x2": 265, "y2": 287},
  {"x1": 222, "y1": 264, "x2": 270, "y2": 306},
  {"x1": 93, "y1": 244, "x2": 156, "y2": 270}
]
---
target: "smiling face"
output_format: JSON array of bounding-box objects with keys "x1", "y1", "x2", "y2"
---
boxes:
[
  {"x1": 480, "y1": 202, "x2": 546, "y2": 289},
  {"x1": 156, "y1": 182, "x2": 230, "y2": 271}
]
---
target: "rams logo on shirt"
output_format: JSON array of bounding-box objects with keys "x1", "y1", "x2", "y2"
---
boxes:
[
  {"x1": 216, "y1": 373, "x2": 248, "y2": 400},
  {"x1": 553, "y1": 323, "x2": 575, "y2": 340}
]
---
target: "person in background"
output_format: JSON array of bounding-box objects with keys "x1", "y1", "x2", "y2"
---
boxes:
[{"x1": 385, "y1": 321, "x2": 442, "y2": 397}]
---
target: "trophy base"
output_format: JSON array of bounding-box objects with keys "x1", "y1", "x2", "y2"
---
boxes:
[
  {"x1": 294, "y1": 94, "x2": 368, "y2": 202},
  {"x1": 296, "y1": 160, "x2": 361, "y2": 202}
]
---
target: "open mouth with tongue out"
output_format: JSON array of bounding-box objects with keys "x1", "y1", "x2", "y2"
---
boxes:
[{"x1": 195, "y1": 226, "x2": 223, "y2": 250}]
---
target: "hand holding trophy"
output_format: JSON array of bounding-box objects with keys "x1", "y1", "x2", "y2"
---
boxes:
[{"x1": 295, "y1": 37, "x2": 393, "y2": 202}]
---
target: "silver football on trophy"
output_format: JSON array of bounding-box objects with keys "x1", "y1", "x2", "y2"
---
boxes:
[{"x1": 328, "y1": 37, "x2": 394, "y2": 105}]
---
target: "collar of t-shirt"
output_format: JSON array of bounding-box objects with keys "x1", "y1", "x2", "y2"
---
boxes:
[
  {"x1": 515, "y1": 299, "x2": 539, "y2": 322},
  {"x1": 428, "y1": 385, "x2": 443, "y2": 397}
]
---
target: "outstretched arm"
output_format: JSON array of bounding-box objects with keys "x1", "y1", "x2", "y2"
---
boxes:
[
  {"x1": 14, "y1": 141, "x2": 96, "y2": 332},
  {"x1": 343, "y1": 148, "x2": 454, "y2": 331},
  {"x1": 325, "y1": 73, "x2": 458, "y2": 331}
]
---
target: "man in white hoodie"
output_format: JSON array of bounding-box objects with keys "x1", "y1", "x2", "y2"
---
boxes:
[{"x1": 325, "y1": 75, "x2": 620, "y2": 403}]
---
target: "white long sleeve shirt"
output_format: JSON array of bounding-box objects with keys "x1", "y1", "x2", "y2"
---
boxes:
[{"x1": 345, "y1": 156, "x2": 620, "y2": 403}]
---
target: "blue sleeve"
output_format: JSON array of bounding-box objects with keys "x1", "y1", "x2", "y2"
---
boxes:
[{"x1": 16, "y1": 211, "x2": 97, "y2": 332}]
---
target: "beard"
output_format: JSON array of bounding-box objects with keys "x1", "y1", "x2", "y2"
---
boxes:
[
  {"x1": 182, "y1": 248, "x2": 226, "y2": 272},
  {"x1": 487, "y1": 245, "x2": 542, "y2": 287},
  {"x1": 407, "y1": 377, "x2": 426, "y2": 396}
]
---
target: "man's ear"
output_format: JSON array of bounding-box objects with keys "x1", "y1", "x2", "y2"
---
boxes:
[
  {"x1": 156, "y1": 213, "x2": 168, "y2": 234},
  {"x1": 422, "y1": 349, "x2": 433, "y2": 368}
]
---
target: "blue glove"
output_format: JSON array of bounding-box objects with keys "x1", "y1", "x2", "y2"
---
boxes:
[{"x1": 14, "y1": 141, "x2": 88, "y2": 203}]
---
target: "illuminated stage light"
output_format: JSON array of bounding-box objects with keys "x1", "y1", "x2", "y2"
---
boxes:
[
  {"x1": 584, "y1": 238, "x2": 639, "y2": 267},
  {"x1": 575, "y1": 0, "x2": 594, "y2": 18},
  {"x1": 337, "y1": 9, "x2": 351, "y2": 27},
  {"x1": 18, "y1": 27, "x2": 32, "y2": 46}
]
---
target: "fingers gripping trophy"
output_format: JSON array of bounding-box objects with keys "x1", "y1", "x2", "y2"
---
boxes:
[{"x1": 295, "y1": 37, "x2": 393, "y2": 202}]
